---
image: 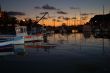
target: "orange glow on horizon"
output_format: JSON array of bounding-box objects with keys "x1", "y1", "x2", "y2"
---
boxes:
[
  {"x1": 16, "y1": 15, "x2": 91, "y2": 26},
  {"x1": 38, "y1": 18, "x2": 90, "y2": 26}
]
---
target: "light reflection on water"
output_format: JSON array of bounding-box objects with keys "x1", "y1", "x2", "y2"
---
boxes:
[
  {"x1": 0, "y1": 33, "x2": 110, "y2": 72},
  {"x1": 0, "y1": 33, "x2": 109, "y2": 57}
]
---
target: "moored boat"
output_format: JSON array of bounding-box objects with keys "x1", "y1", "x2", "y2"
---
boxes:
[{"x1": 15, "y1": 26, "x2": 44, "y2": 42}]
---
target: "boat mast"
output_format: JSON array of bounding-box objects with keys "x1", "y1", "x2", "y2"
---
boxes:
[
  {"x1": 0, "y1": 3, "x2": 1, "y2": 17},
  {"x1": 36, "y1": 12, "x2": 48, "y2": 24},
  {"x1": 103, "y1": 5, "x2": 104, "y2": 15}
]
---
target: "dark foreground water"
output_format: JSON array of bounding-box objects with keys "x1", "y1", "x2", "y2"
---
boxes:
[{"x1": 0, "y1": 33, "x2": 110, "y2": 73}]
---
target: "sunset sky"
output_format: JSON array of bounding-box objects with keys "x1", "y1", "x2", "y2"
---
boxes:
[{"x1": 0, "y1": 0, "x2": 110, "y2": 26}]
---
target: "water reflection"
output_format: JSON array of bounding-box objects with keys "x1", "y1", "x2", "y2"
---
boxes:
[
  {"x1": 48, "y1": 32, "x2": 110, "y2": 56},
  {"x1": 0, "y1": 32, "x2": 110, "y2": 72},
  {"x1": 83, "y1": 31, "x2": 91, "y2": 38},
  {"x1": 0, "y1": 44, "x2": 14, "y2": 56},
  {"x1": 25, "y1": 42, "x2": 56, "y2": 53},
  {"x1": 0, "y1": 32, "x2": 110, "y2": 57},
  {"x1": 14, "y1": 44, "x2": 26, "y2": 56}
]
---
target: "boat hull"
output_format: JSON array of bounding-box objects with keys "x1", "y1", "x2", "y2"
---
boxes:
[
  {"x1": 0, "y1": 36, "x2": 24, "y2": 46},
  {"x1": 13, "y1": 36, "x2": 24, "y2": 44},
  {"x1": 24, "y1": 34, "x2": 44, "y2": 42}
]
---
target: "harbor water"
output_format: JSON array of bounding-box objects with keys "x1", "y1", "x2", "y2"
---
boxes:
[{"x1": 0, "y1": 33, "x2": 110, "y2": 73}]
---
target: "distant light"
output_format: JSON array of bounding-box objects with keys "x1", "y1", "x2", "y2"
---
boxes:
[
  {"x1": 95, "y1": 21, "x2": 97, "y2": 22},
  {"x1": 22, "y1": 19, "x2": 25, "y2": 21}
]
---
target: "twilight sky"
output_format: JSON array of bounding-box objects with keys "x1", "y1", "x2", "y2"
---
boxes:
[{"x1": 0, "y1": 0, "x2": 110, "y2": 25}]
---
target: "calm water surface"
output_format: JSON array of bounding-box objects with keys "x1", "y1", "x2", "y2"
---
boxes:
[{"x1": 0, "y1": 33, "x2": 110, "y2": 73}]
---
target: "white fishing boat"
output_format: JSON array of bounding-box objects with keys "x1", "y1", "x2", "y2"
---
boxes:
[
  {"x1": 15, "y1": 12, "x2": 49, "y2": 42},
  {"x1": 0, "y1": 12, "x2": 48, "y2": 46},
  {"x1": 15, "y1": 26, "x2": 44, "y2": 42},
  {"x1": 0, "y1": 25, "x2": 45, "y2": 46}
]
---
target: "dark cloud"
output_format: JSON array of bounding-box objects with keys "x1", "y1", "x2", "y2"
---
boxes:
[
  {"x1": 72, "y1": 17, "x2": 77, "y2": 19},
  {"x1": 34, "y1": 4, "x2": 59, "y2": 10},
  {"x1": 36, "y1": 16, "x2": 40, "y2": 18},
  {"x1": 52, "y1": 19, "x2": 56, "y2": 21},
  {"x1": 80, "y1": 13, "x2": 95, "y2": 16},
  {"x1": 80, "y1": 13, "x2": 89, "y2": 16},
  {"x1": 52, "y1": 19, "x2": 61, "y2": 22},
  {"x1": 34, "y1": 6, "x2": 41, "y2": 9},
  {"x1": 57, "y1": 11, "x2": 67, "y2": 14},
  {"x1": 42, "y1": 4, "x2": 58, "y2": 10},
  {"x1": 63, "y1": 17, "x2": 70, "y2": 20},
  {"x1": 40, "y1": 12, "x2": 48, "y2": 15},
  {"x1": 58, "y1": 16, "x2": 64, "y2": 19},
  {"x1": 57, "y1": 20, "x2": 61, "y2": 22},
  {"x1": 7, "y1": 11, "x2": 25, "y2": 16}
]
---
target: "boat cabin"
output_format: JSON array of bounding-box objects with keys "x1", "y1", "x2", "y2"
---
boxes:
[{"x1": 15, "y1": 26, "x2": 27, "y2": 36}]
